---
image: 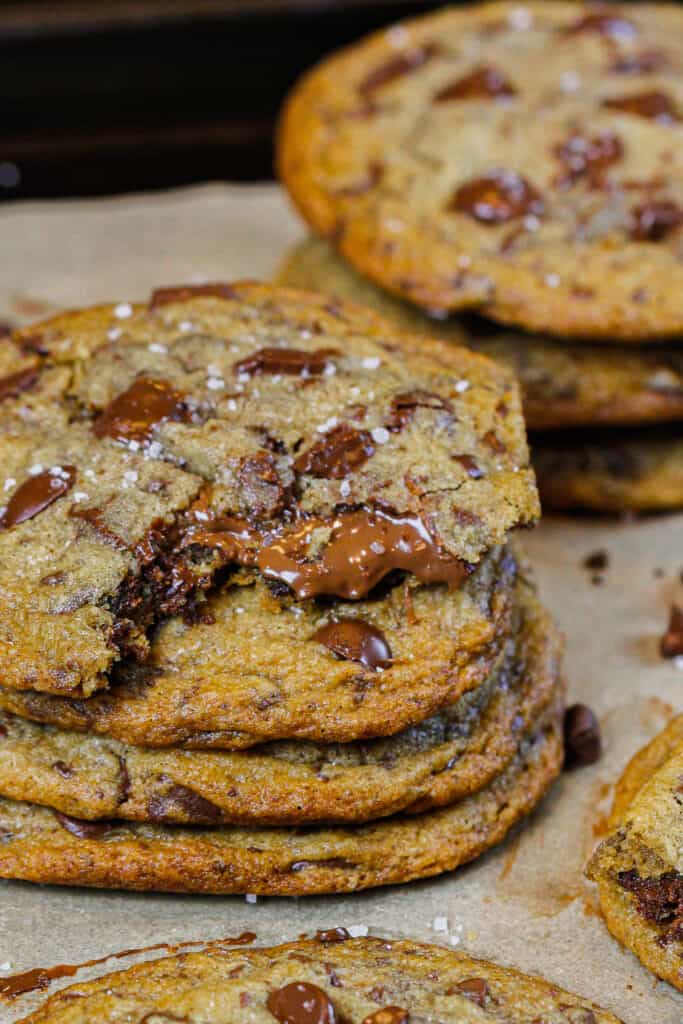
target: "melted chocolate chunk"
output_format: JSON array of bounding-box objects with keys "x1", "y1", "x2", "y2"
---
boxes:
[
  {"x1": 149, "y1": 283, "x2": 238, "y2": 308},
  {"x1": 452, "y1": 977, "x2": 489, "y2": 1006},
  {"x1": 555, "y1": 133, "x2": 623, "y2": 188},
  {"x1": 563, "y1": 704, "x2": 602, "y2": 768},
  {"x1": 314, "y1": 618, "x2": 392, "y2": 670},
  {"x1": 359, "y1": 43, "x2": 439, "y2": 95},
  {"x1": 564, "y1": 11, "x2": 637, "y2": 39},
  {"x1": 452, "y1": 454, "x2": 484, "y2": 479},
  {"x1": 69, "y1": 505, "x2": 129, "y2": 552},
  {"x1": 0, "y1": 367, "x2": 39, "y2": 403},
  {"x1": 612, "y1": 50, "x2": 667, "y2": 74},
  {"x1": 234, "y1": 348, "x2": 338, "y2": 379},
  {"x1": 434, "y1": 65, "x2": 516, "y2": 103},
  {"x1": 362, "y1": 1009, "x2": 409, "y2": 1024},
  {"x1": 618, "y1": 869, "x2": 683, "y2": 944},
  {"x1": 660, "y1": 603, "x2": 683, "y2": 658},
  {"x1": 603, "y1": 90, "x2": 679, "y2": 123},
  {"x1": 147, "y1": 784, "x2": 224, "y2": 824},
  {"x1": 1, "y1": 467, "x2": 76, "y2": 529},
  {"x1": 186, "y1": 507, "x2": 469, "y2": 600},
  {"x1": 0, "y1": 321, "x2": 13, "y2": 338},
  {"x1": 267, "y1": 982, "x2": 337, "y2": 1024},
  {"x1": 93, "y1": 377, "x2": 191, "y2": 444},
  {"x1": 294, "y1": 425, "x2": 375, "y2": 478},
  {"x1": 630, "y1": 201, "x2": 683, "y2": 242},
  {"x1": 314, "y1": 928, "x2": 351, "y2": 944},
  {"x1": 386, "y1": 390, "x2": 453, "y2": 432},
  {"x1": 54, "y1": 812, "x2": 114, "y2": 839},
  {"x1": 451, "y1": 170, "x2": 543, "y2": 224}
]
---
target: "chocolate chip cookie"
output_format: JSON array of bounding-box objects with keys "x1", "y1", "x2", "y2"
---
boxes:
[
  {"x1": 587, "y1": 715, "x2": 683, "y2": 991},
  {"x1": 279, "y1": 3, "x2": 683, "y2": 340},
  {"x1": 0, "y1": 544, "x2": 519, "y2": 749},
  {"x1": 0, "y1": 706, "x2": 562, "y2": 895},
  {"x1": 531, "y1": 428, "x2": 683, "y2": 512},
  {"x1": 278, "y1": 238, "x2": 683, "y2": 430},
  {"x1": 15, "y1": 935, "x2": 623, "y2": 1023},
  {"x1": 0, "y1": 282, "x2": 538, "y2": 697},
  {"x1": 0, "y1": 577, "x2": 561, "y2": 825}
]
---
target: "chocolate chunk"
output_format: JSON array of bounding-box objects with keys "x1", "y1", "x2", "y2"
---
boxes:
[
  {"x1": 52, "y1": 761, "x2": 74, "y2": 779},
  {"x1": 336, "y1": 163, "x2": 384, "y2": 197},
  {"x1": 294, "y1": 425, "x2": 375, "y2": 478},
  {"x1": 386, "y1": 390, "x2": 453, "y2": 432},
  {"x1": 603, "y1": 91, "x2": 678, "y2": 123},
  {"x1": 238, "y1": 453, "x2": 289, "y2": 517},
  {"x1": 315, "y1": 928, "x2": 351, "y2": 944},
  {"x1": 258, "y1": 507, "x2": 470, "y2": 600},
  {"x1": 362, "y1": 1009, "x2": 409, "y2": 1024},
  {"x1": 314, "y1": 618, "x2": 392, "y2": 670},
  {"x1": 147, "y1": 784, "x2": 224, "y2": 824},
  {"x1": 452, "y1": 454, "x2": 484, "y2": 479},
  {"x1": 450, "y1": 170, "x2": 543, "y2": 224},
  {"x1": 618, "y1": 869, "x2": 683, "y2": 943},
  {"x1": 149, "y1": 283, "x2": 238, "y2": 308},
  {"x1": 0, "y1": 367, "x2": 39, "y2": 403},
  {"x1": 434, "y1": 65, "x2": 515, "y2": 102},
  {"x1": 660, "y1": 604, "x2": 683, "y2": 658},
  {"x1": 234, "y1": 348, "x2": 338, "y2": 379},
  {"x1": 452, "y1": 977, "x2": 489, "y2": 1006},
  {"x1": 267, "y1": 982, "x2": 337, "y2": 1024},
  {"x1": 1, "y1": 467, "x2": 76, "y2": 529},
  {"x1": 563, "y1": 704, "x2": 602, "y2": 768},
  {"x1": 630, "y1": 201, "x2": 683, "y2": 242},
  {"x1": 612, "y1": 50, "x2": 667, "y2": 75},
  {"x1": 93, "y1": 377, "x2": 191, "y2": 444},
  {"x1": 583, "y1": 549, "x2": 609, "y2": 571},
  {"x1": 555, "y1": 133, "x2": 623, "y2": 188},
  {"x1": 0, "y1": 321, "x2": 13, "y2": 338},
  {"x1": 564, "y1": 11, "x2": 637, "y2": 39},
  {"x1": 54, "y1": 812, "x2": 114, "y2": 839},
  {"x1": 359, "y1": 44, "x2": 439, "y2": 95}
]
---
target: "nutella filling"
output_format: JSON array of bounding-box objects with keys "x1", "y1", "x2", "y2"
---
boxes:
[{"x1": 185, "y1": 506, "x2": 470, "y2": 600}]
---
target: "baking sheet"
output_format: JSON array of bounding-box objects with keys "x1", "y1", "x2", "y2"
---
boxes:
[{"x1": 0, "y1": 183, "x2": 682, "y2": 1023}]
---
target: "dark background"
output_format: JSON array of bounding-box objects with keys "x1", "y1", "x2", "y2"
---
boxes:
[{"x1": 0, "y1": 0, "x2": 444, "y2": 200}]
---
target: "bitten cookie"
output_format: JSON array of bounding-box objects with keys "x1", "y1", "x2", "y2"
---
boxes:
[
  {"x1": 279, "y1": 3, "x2": 683, "y2": 340},
  {"x1": 0, "y1": 282, "x2": 537, "y2": 698},
  {"x1": 587, "y1": 716, "x2": 683, "y2": 991}
]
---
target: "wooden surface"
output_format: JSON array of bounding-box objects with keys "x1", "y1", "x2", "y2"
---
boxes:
[{"x1": 0, "y1": 0, "x2": 440, "y2": 198}]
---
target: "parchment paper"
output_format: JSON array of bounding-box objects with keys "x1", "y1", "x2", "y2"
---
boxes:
[{"x1": 0, "y1": 184, "x2": 682, "y2": 1024}]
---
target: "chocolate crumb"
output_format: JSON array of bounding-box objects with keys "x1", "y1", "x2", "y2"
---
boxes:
[
  {"x1": 660, "y1": 604, "x2": 683, "y2": 659},
  {"x1": 583, "y1": 550, "x2": 609, "y2": 572},
  {"x1": 563, "y1": 704, "x2": 602, "y2": 768}
]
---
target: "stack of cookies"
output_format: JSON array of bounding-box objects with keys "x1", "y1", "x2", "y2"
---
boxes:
[
  {"x1": 277, "y1": 0, "x2": 683, "y2": 514},
  {"x1": 0, "y1": 282, "x2": 563, "y2": 895}
]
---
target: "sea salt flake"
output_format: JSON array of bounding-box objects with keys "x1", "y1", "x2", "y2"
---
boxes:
[
  {"x1": 3, "y1": 478, "x2": 15, "y2": 492},
  {"x1": 545, "y1": 273, "x2": 561, "y2": 288},
  {"x1": 361, "y1": 356, "x2": 381, "y2": 370},
  {"x1": 433, "y1": 916, "x2": 448, "y2": 933},
  {"x1": 107, "y1": 327, "x2": 122, "y2": 341},
  {"x1": 340, "y1": 480, "x2": 351, "y2": 497},
  {"x1": 72, "y1": 492, "x2": 89, "y2": 503},
  {"x1": 179, "y1": 320, "x2": 194, "y2": 333},
  {"x1": 28, "y1": 464, "x2": 44, "y2": 476},
  {"x1": 560, "y1": 70, "x2": 582, "y2": 93},
  {"x1": 454, "y1": 380, "x2": 470, "y2": 393},
  {"x1": 245, "y1": 893, "x2": 258, "y2": 904},
  {"x1": 508, "y1": 6, "x2": 533, "y2": 29},
  {"x1": 347, "y1": 925, "x2": 368, "y2": 938},
  {"x1": 123, "y1": 470, "x2": 138, "y2": 483},
  {"x1": 148, "y1": 343, "x2": 168, "y2": 354},
  {"x1": 207, "y1": 377, "x2": 225, "y2": 390},
  {"x1": 370, "y1": 427, "x2": 390, "y2": 445},
  {"x1": 114, "y1": 302, "x2": 133, "y2": 320}
]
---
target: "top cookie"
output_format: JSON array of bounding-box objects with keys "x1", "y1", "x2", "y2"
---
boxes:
[
  {"x1": 0, "y1": 282, "x2": 536, "y2": 696},
  {"x1": 17, "y1": 936, "x2": 623, "y2": 1024},
  {"x1": 279, "y1": 2, "x2": 683, "y2": 340}
]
